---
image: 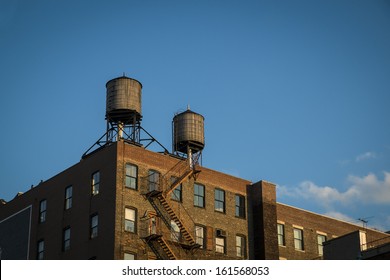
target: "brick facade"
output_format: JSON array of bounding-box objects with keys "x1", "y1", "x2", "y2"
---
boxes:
[
  {"x1": 276, "y1": 203, "x2": 389, "y2": 260},
  {"x1": 114, "y1": 141, "x2": 251, "y2": 260},
  {"x1": 0, "y1": 141, "x2": 389, "y2": 260}
]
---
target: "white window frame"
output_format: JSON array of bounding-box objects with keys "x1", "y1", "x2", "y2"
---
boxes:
[
  {"x1": 277, "y1": 223, "x2": 286, "y2": 246},
  {"x1": 125, "y1": 208, "x2": 136, "y2": 233},
  {"x1": 317, "y1": 233, "x2": 327, "y2": 256},
  {"x1": 195, "y1": 225, "x2": 205, "y2": 249},
  {"x1": 215, "y1": 236, "x2": 225, "y2": 254},
  {"x1": 170, "y1": 220, "x2": 181, "y2": 242},
  {"x1": 293, "y1": 227, "x2": 304, "y2": 251},
  {"x1": 124, "y1": 252, "x2": 136, "y2": 260},
  {"x1": 236, "y1": 235, "x2": 246, "y2": 258}
]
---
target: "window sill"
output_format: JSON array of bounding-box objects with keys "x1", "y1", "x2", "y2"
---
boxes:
[
  {"x1": 294, "y1": 249, "x2": 305, "y2": 252},
  {"x1": 234, "y1": 215, "x2": 246, "y2": 220},
  {"x1": 124, "y1": 186, "x2": 138, "y2": 191}
]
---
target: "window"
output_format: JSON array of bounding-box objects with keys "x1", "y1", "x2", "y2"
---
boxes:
[
  {"x1": 277, "y1": 223, "x2": 285, "y2": 246},
  {"x1": 148, "y1": 170, "x2": 160, "y2": 191},
  {"x1": 170, "y1": 220, "x2": 181, "y2": 242},
  {"x1": 148, "y1": 216, "x2": 157, "y2": 235},
  {"x1": 125, "y1": 208, "x2": 136, "y2": 233},
  {"x1": 39, "y1": 199, "x2": 47, "y2": 223},
  {"x1": 194, "y1": 183, "x2": 205, "y2": 208},
  {"x1": 171, "y1": 184, "x2": 182, "y2": 202},
  {"x1": 90, "y1": 214, "x2": 98, "y2": 239},
  {"x1": 124, "y1": 252, "x2": 136, "y2": 260},
  {"x1": 195, "y1": 225, "x2": 205, "y2": 249},
  {"x1": 63, "y1": 227, "x2": 71, "y2": 251},
  {"x1": 317, "y1": 234, "x2": 327, "y2": 256},
  {"x1": 235, "y1": 195, "x2": 246, "y2": 218},
  {"x1": 215, "y1": 237, "x2": 225, "y2": 254},
  {"x1": 37, "y1": 240, "x2": 44, "y2": 260},
  {"x1": 65, "y1": 186, "x2": 72, "y2": 210},
  {"x1": 293, "y1": 228, "x2": 304, "y2": 251},
  {"x1": 236, "y1": 235, "x2": 246, "y2": 258},
  {"x1": 125, "y1": 164, "x2": 138, "y2": 190},
  {"x1": 92, "y1": 171, "x2": 100, "y2": 195},
  {"x1": 214, "y1": 189, "x2": 225, "y2": 213},
  {"x1": 170, "y1": 177, "x2": 182, "y2": 202}
]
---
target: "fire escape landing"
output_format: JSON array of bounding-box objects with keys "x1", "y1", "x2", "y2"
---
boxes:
[{"x1": 141, "y1": 157, "x2": 201, "y2": 259}]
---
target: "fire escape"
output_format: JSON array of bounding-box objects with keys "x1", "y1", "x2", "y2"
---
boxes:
[{"x1": 140, "y1": 155, "x2": 201, "y2": 259}]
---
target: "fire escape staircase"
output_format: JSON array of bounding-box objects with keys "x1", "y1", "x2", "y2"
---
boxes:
[
  {"x1": 142, "y1": 158, "x2": 201, "y2": 259},
  {"x1": 142, "y1": 234, "x2": 177, "y2": 260}
]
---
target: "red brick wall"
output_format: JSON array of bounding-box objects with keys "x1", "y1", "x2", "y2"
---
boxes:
[
  {"x1": 277, "y1": 203, "x2": 389, "y2": 260},
  {"x1": 0, "y1": 143, "x2": 118, "y2": 260},
  {"x1": 115, "y1": 141, "x2": 252, "y2": 259}
]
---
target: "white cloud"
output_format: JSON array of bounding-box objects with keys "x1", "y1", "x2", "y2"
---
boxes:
[
  {"x1": 347, "y1": 172, "x2": 390, "y2": 204},
  {"x1": 323, "y1": 212, "x2": 389, "y2": 231},
  {"x1": 323, "y1": 211, "x2": 357, "y2": 224},
  {"x1": 355, "y1": 152, "x2": 377, "y2": 162},
  {"x1": 278, "y1": 172, "x2": 390, "y2": 208},
  {"x1": 339, "y1": 151, "x2": 377, "y2": 166}
]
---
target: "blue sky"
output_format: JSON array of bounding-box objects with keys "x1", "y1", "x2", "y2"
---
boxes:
[{"x1": 1, "y1": 0, "x2": 389, "y2": 231}]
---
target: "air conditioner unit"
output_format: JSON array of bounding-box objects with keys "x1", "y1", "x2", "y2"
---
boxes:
[{"x1": 216, "y1": 229, "x2": 226, "y2": 237}]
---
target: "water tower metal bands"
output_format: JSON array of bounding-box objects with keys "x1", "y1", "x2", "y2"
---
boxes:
[
  {"x1": 105, "y1": 76, "x2": 142, "y2": 142},
  {"x1": 106, "y1": 76, "x2": 142, "y2": 123},
  {"x1": 173, "y1": 109, "x2": 205, "y2": 167}
]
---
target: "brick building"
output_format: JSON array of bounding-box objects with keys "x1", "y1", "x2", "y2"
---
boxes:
[{"x1": 0, "y1": 76, "x2": 389, "y2": 260}]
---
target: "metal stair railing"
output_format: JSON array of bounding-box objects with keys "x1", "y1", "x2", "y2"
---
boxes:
[
  {"x1": 139, "y1": 217, "x2": 177, "y2": 260},
  {"x1": 140, "y1": 157, "x2": 202, "y2": 253}
]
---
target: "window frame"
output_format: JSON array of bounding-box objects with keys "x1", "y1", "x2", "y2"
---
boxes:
[
  {"x1": 194, "y1": 183, "x2": 205, "y2": 208},
  {"x1": 124, "y1": 252, "x2": 136, "y2": 260},
  {"x1": 91, "y1": 171, "x2": 100, "y2": 195},
  {"x1": 125, "y1": 164, "x2": 138, "y2": 190},
  {"x1": 64, "y1": 186, "x2": 72, "y2": 210},
  {"x1": 235, "y1": 194, "x2": 246, "y2": 218},
  {"x1": 90, "y1": 214, "x2": 98, "y2": 239},
  {"x1": 37, "y1": 239, "x2": 44, "y2": 260},
  {"x1": 195, "y1": 225, "x2": 206, "y2": 249},
  {"x1": 317, "y1": 234, "x2": 327, "y2": 256},
  {"x1": 215, "y1": 236, "x2": 226, "y2": 254},
  {"x1": 170, "y1": 220, "x2": 181, "y2": 242},
  {"x1": 236, "y1": 235, "x2": 246, "y2": 258},
  {"x1": 39, "y1": 199, "x2": 47, "y2": 223},
  {"x1": 214, "y1": 188, "x2": 225, "y2": 213},
  {"x1": 293, "y1": 228, "x2": 304, "y2": 251},
  {"x1": 63, "y1": 227, "x2": 71, "y2": 251},
  {"x1": 170, "y1": 176, "x2": 182, "y2": 202},
  {"x1": 124, "y1": 207, "x2": 137, "y2": 233},
  {"x1": 277, "y1": 223, "x2": 286, "y2": 246},
  {"x1": 148, "y1": 170, "x2": 160, "y2": 192}
]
